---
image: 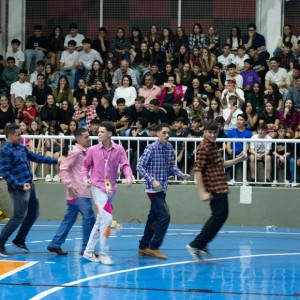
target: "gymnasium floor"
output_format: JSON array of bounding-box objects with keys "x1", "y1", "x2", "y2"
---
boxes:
[{"x1": 0, "y1": 221, "x2": 300, "y2": 300}]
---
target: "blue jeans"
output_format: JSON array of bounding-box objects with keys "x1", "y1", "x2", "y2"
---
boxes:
[
  {"x1": 289, "y1": 157, "x2": 299, "y2": 183},
  {"x1": 49, "y1": 197, "x2": 95, "y2": 252},
  {"x1": 139, "y1": 191, "x2": 170, "y2": 250},
  {"x1": 0, "y1": 183, "x2": 39, "y2": 245},
  {"x1": 25, "y1": 49, "x2": 45, "y2": 73}
]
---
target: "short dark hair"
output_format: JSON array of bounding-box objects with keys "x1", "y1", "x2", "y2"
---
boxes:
[
  {"x1": 69, "y1": 23, "x2": 78, "y2": 29},
  {"x1": 102, "y1": 94, "x2": 112, "y2": 103},
  {"x1": 284, "y1": 41, "x2": 293, "y2": 49},
  {"x1": 257, "y1": 123, "x2": 267, "y2": 130},
  {"x1": 100, "y1": 121, "x2": 116, "y2": 136},
  {"x1": 174, "y1": 117, "x2": 185, "y2": 123},
  {"x1": 215, "y1": 116, "x2": 225, "y2": 125},
  {"x1": 244, "y1": 59, "x2": 253, "y2": 65},
  {"x1": 34, "y1": 25, "x2": 42, "y2": 31},
  {"x1": 135, "y1": 96, "x2": 145, "y2": 104},
  {"x1": 293, "y1": 64, "x2": 300, "y2": 71},
  {"x1": 90, "y1": 118, "x2": 100, "y2": 125},
  {"x1": 173, "y1": 99, "x2": 182, "y2": 106},
  {"x1": 156, "y1": 123, "x2": 170, "y2": 132},
  {"x1": 116, "y1": 98, "x2": 126, "y2": 105},
  {"x1": 277, "y1": 124, "x2": 287, "y2": 131},
  {"x1": 237, "y1": 45, "x2": 246, "y2": 50},
  {"x1": 247, "y1": 23, "x2": 257, "y2": 30},
  {"x1": 4, "y1": 123, "x2": 20, "y2": 138},
  {"x1": 6, "y1": 56, "x2": 15, "y2": 62},
  {"x1": 67, "y1": 40, "x2": 77, "y2": 47},
  {"x1": 191, "y1": 116, "x2": 201, "y2": 123},
  {"x1": 269, "y1": 57, "x2": 279, "y2": 63},
  {"x1": 82, "y1": 38, "x2": 92, "y2": 44},
  {"x1": 149, "y1": 99, "x2": 160, "y2": 106},
  {"x1": 37, "y1": 60, "x2": 45, "y2": 66},
  {"x1": 237, "y1": 113, "x2": 247, "y2": 121},
  {"x1": 11, "y1": 39, "x2": 21, "y2": 45},
  {"x1": 137, "y1": 117, "x2": 148, "y2": 129},
  {"x1": 74, "y1": 128, "x2": 88, "y2": 139},
  {"x1": 227, "y1": 63, "x2": 237, "y2": 69},
  {"x1": 19, "y1": 68, "x2": 27, "y2": 75},
  {"x1": 99, "y1": 27, "x2": 107, "y2": 33},
  {"x1": 204, "y1": 119, "x2": 219, "y2": 131}
]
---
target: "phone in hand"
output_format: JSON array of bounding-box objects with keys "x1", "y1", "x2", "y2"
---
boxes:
[
  {"x1": 228, "y1": 83, "x2": 234, "y2": 89},
  {"x1": 164, "y1": 82, "x2": 171, "y2": 88}
]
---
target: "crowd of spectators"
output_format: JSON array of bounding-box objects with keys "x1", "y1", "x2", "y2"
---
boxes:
[{"x1": 1, "y1": 22, "x2": 300, "y2": 185}]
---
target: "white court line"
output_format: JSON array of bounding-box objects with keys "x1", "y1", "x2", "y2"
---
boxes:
[
  {"x1": 0, "y1": 261, "x2": 38, "y2": 280},
  {"x1": 29, "y1": 252, "x2": 300, "y2": 300}
]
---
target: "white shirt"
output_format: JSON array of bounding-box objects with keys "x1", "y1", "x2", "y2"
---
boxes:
[
  {"x1": 10, "y1": 81, "x2": 32, "y2": 98},
  {"x1": 6, "y1": 49, "x2": 25, "y2": 67},
  {"x1": 234, "y1": 54, "x2": 250, "y2": 70},
  {"x1": 78, "y1": 49, "x2": 103, "y2": 69},
  {"x1": 222, "y1": 107, "x2": 243, "y2": 131},
  {"x1": 217, "y1": 54, "x2": 235, "y2": 67},
  {"x1": 60, "y1": 50, "x2": 79, "y2": 68},
  {"x1": 64, "y1": 33, "x2": 85, "y2": 48},
  {"x1": 221, "y1": 87, "x2": 245, "y2": 108},
  {"x1": 225, "y1": 75, "x2": 244, "y2": 89},
  {"x1": 112, "y1": 86, "x2": 137, "y2": 107},
  {"x1": 250, "y1": 134, "x2": 272, "y2": 153},
  {"x1": 265, "y1": 68, "x2": 287, "y2": 86}
]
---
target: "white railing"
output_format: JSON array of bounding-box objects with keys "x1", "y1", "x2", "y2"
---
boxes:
[{"x1": 1, "y1": 135, "x2": 299, "y2": 187}]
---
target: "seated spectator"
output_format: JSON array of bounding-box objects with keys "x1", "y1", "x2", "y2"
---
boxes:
[
  {"x1": 59, "y1": 99, "x2": 75, "y2": 133},
  {"x1": 32, "y1": 73, "x2": 52, "y2": 110},
  {"x1": 188, "y1": 23, "x2": 206, "y2": 52},
  {"x1": 173, "y1": 44, "x2": 189, "y2": 69},
  {"x1": 206, "y1": 62, "x2": 226, "y2": 91},
  {"x1": 265, "y1": 57, "x2": 287, "y2": 94},
  {"x1": 286, "y1": 64, "x2": 300, "y2": 89},
  {"x1": 202, "y1": 81, "x2": 216, "y2": 104},
  {"x1": 157, "y1": 75, "x2": 183, "y2": 111},
  {"x1": 102, "y1": 58, "x2": 115, "y2": 93},
  {"x1": 62, "y1": 120, "x2": 79, "y2": 156},
  {"x1": 144, "y1": 24, "x2": 161, "y2": 52},
  {"x1": 30, "y1": 60, "x2": 45, "y2": 86},
  {"x1": 206, "y1": 26, "x2": 221, "y2": 57},
  {"x1": 160, "y1": 62, "x2": 179, "y2": 85},
  {"x1": 10, "y1": 68, "x2": 32, "y2": 107},
  {"x1": 59, "y1": 39, "x2": 79, "y2": 90},
  {"x1": 14, "y1": 96, "x2": 25, "y2": 124},
  {"x1": 199, "y1": 47, "x2": 216, "y2": 76},
  {"x1": 73, "y1": 78, "x2": 89, "y2": 106},
  {"x1": 96, "y1": 94, "x2": 115, "y2": 121},
  {"x1": 216, "y1": 116, "x2": 227, "y2": 152},
  {"x1": 161, "y1": 27, "x2": 175, "y2": 63},
  {"x1": 25, "y1": 25, "x2": 48, "y2": 73},
  {"x1": 150, "y1": 42, "x2": 167, "y2": 71},
  {"x1": 279, "y1": 99, "x2": 298, "y2": 138},
  {"x1": 248, "y1": 46, "x2": 269, "y2": 85},
  {"x1": 44, "y1": 63, "x2": 59, "y2": 89},
  {"x1": 44, "y1": 124, "x2": 64, "y2": 182},
  {"x1": 206, "y1": 97, "x2": 223, "y2": 121},
  {"x1": 174, "y1": 27, "x2": 189, "y2": 55},
  {"x1": 148, "y1": 98, "x2": 168, "y2": 126},
  {"x1": 226, "y1": 113, "x2": 252, "y2": 184},
  {"x1": 6, "y1": 39, "x2": 24, "y2": 68},
  {"x1": 0, "y1": 79, "x2": 10, "y2": 99},
  {"x1": 91, "y1": 96, "x2": 99, "y2": 110},
  {"x1": 140, "y1": 62, "x2": 163, "y2": 87},
  {"x1": 189, "y1": 46, "x2": 201, "y2": 69},
  {"x1": 72, "y1": 94, "x2": 97, "y2": 129},
  {"x1": 19, "y1": 121, "x2": 32, "y2": 150},
  {"x1": 259, "y1": 100, "x2": 280, "y2": 138},
  {"x1": 294, "y1": 40, "x2": 300, "y2": 66},
  {"x1": 226, "y1": 26, "x2": 243, "y2": 53},
  {"x1": 243, "y1": 23, "x2": 269, "y2": 61},
  {"x1": 2, "y1": 57, "x2": 19, "y2": 86},
  {"x1": 64, "y1": 23, "x2": 84, "y2": 52},
  {"x1": 21, "y1": 95, "x2": 37, "y2": 126},
  {"x1": 89, "y1": 118, "x2": 100, "y2": 146},
  {"x1": 112, "y1": 75, "x2": 137, "y2": 108},
  {"x1": 47, "y1": 25, "x2": 64, "y2": 69},
  {"x1": 40, "y1": 94, "x2": 61, "y2": 132},
  {"x1": 128, "y1": 96, "x2": 150, "y2": 127},
  {"x1": 89, "y1": 80, "x2": 106, "y2": 100},
  {"x1": 167, "y1": 99, "x2": 189, "y2": 130},
  {"x1": 225, "y1": 63, "x2": 243, "y2": 89},
  {"x1": 92, "y1": 27, "x2": 110, "y2": 66},
  {"x1": 177, "y1": 63, "x2": 192, "y2": 89},
  {"x1": 138, "y1": 74, "x2": 161, "y2": 108},
  {"x1": 275, "y1": 25, "x2": 298, "y2": 55},
  {"x1": 0, "y1": 94, "x2": 15, "y2": 134},
  {"x1": 109, "y1": 27, "x2": 130, "y2": 64},
  {"x1": 234, "y1": 45, "x2": 250, "y2": 71},
  {"x1": 286, "y1": 77, "x2": 300, "y2": 110},
  {"x1": 249, "y1": 123, "x2": 272, "y2": 183},
  {"x1": 112, "y1": 59, "x2": 137, "y2": 89},
  {"x1": 112, "y1": 97, "x2": 131, "y2": 136},
  {"x1": 264, "y1": 82, "x2": 283, "y2": 111},
  {"x1": 190, "y1": 62, "x2": 206, "y2": 86},
  {"x1": 242, "y1": 101, "x2": 259, "y2": 133},
  {"x1": 222, "y1": 95, "x2": 243, "y2": 133},
  {"x1": 186, "y1": 96, "x2": 206, "y2": 124},
  {"x1": 221, "y1": 77, "x2": 245, "y2": 108},
  {"x1": 246, "y1": 82, "x2": 265, "y2": 114},
  {"x1": 240, "y1": 59, "x2": 260, "y2": 94},
  {"x1": 275, "y1": 41, "x2": 295, "y2": 71},
  {"x1": 271, "y1": 124, "x2": 292, "y2": 186},
  {"x1": 52, "y1": 75, "x2": 73, "y2": 104},
  {"x1": 217, "y1": 43, "x2": 235, "y2": 70},
  {"x1": 85, "y1": 60, "x2": 103, "y2": 90}
]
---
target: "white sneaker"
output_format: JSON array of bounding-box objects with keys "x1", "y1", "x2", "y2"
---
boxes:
[
  {"x1": 132, "y1": 176, "x2": 136, "y2": 184},
  {"x1": 53, "y1": 175, "x2": 60, "y2": 182},
  {"x1": 121, "y1": 179, "x2": 127, "y2": 184},
  {"x1": 227, "y1": 179, "x2": 236, "y2": 186},
  {"x1": 100, "y1": 254, "x2": 114, "y2": 265},
  {"x1": 181, "y1": 179, "x2": 188, "y2": 185},
  {"x1": 82, "y1": 251, "x2": 99, "y2": 262},
  {"x1": 271, "y1": 180, "x2": 278, "y2": 187},
  {"x1": 45, "y1": 174, "x2": 52, "y2": 182},
  {"x1": 291, "y1": 182, "x2": 298, "y2": 187},
  {"x1": 285, "y1": 180, "x2": 290, "y2": 187},
  {"x1": 32, "y1": 174, "x2": 38, "y2": 181},
  {"x1": 186, "y1": 244, "x2": 202, "y2": 262}
]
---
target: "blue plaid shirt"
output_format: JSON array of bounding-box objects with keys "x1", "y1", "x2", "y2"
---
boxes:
[
  {"x1": 137, "y1": 140, "x2": 184, "y2": 193},
  {"x1": 0, "y1": 141, "x2": 57, "y2": 190}
]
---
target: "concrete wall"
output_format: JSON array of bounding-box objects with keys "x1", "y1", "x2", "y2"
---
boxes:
[{"x1": 0, "y1": 181, "x2": 299, "y2": 227}]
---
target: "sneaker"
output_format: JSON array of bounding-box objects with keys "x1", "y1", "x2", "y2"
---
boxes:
[
  {"x1": 181, "y1": 179, "x2": 188, "y2": 185},
  {"x1": 285, "y1": 180, "x2": 290, "y2": 187},
  {"x1": 80, "y1": 251, "x2": 99, "y2": 257},
  {"x1": 47, "y1": 246, "x2": 68, "y2": 255},
  {"x1": 186, "y1": 244, "x2": 202, "y2": 262},
  {"x1": 32, "y1": 174, "x2": 38, "y2": 181},
  {"x1": 45, "y1": 174, "x2": 52, "y2": 182},
  {"x1": 12, "y1": 239, "x2": 30, "y2": 253},
  {"x1": 53, "y1": 175, "x2": 60, "y2": 182},
  {"x1": 121, "y1": 179, "x2": 127, "y2": 184},
  {"x1": 100, "y1": 254, "x2": 114, "y2": 265},
  {"x1": 0, "y1": 245, "x2": 9, "y2": 257},
  {"x1": 291, "y1": 182, "x2": 298, "y2": 187},
  {"x1": 138, "y1": 248, "x2": 167, "y2": 259},
  {"x1": 200, "y1": 247, "x2": 211, "y2": 258},
  {"x1": 271, "y1": 180, "x2": 278, "y2": 187},
  {"x1": 82, "y1": 251, "x2": 99, "y2": 262},
  {"x1": 227, "y1": 179, "x2": 236, "y2": 186},
  {"x1": 132, "y1": 176, "x2": 136, "y2": 184}
]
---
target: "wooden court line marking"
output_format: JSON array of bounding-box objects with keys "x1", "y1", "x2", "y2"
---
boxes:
[
  {"x1": 0, "y1": 261, "x2": 38, "y2": 280},
  {"x1": 29, "y1": 252, "x2": 300, "y2": 300}
]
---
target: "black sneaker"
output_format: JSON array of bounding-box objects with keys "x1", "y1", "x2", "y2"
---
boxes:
[
  {"x1": 0, "y1": 245, "x2": 9, "y2": 257},
  {"x1": 47, "y1": 246, "x2": 68, "y2": 255},
  {"x1": 12, "y1": 239, "x2": 30, "y2": 253},
  {"x1": 200, "y1": 247, "x2": 211, "y2": 258}
]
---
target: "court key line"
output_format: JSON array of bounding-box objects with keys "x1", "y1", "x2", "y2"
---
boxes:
[
  {"x1": 0, "y1": 261, "x2": 38, "y2": 280},
  {"x1": 30, "y1": 252, "x2": 300, "y2": 300}
]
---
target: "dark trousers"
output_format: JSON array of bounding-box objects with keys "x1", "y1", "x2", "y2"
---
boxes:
[
  {"x1": 139, "y1": 191, "x2": 170, "y2": 250},
  {"x1": 190, "y1": 193, "x2": 228, "y2": 249}
]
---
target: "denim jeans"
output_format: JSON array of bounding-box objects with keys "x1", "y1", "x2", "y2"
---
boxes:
[
  {"x1": 190, "y1": 193, "x2": 228, "y2": 250},
  {"x1": 49, "y1": 197, "x2": 95, "y2": 252},
  {"x1": 139, "y1": 191, "x2": 170, "y2": 250},
  {"x1": 289, "y1": 157, "x2": 299, "y2": 183},
  {"x1": 0, "y1": 183, "x2": 39, "y2": 245},
  {"x1": 25, "y1": 49, "x2": 45, "y2": 73}
]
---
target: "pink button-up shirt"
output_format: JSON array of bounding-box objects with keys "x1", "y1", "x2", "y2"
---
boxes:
[
  {"x1": 139, "y1": 85, "x2": 161, "y2": 108},
  {"x1": 82, "y1": 142, "x2": 132, "y2": 194},
  {"x1": 59, "y1": 143, "x2": 91, "y2": 200}
]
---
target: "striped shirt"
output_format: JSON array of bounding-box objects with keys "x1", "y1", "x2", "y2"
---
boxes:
[
  {"x1": 194, "y1": 138, "x2": 228, "y2": 194},
  {"x1": 137, "y1": 140, "x2": 184, "y2": 193},
  {"x1": 0, "y1": 141, "x2": 57, "y2": 190}
]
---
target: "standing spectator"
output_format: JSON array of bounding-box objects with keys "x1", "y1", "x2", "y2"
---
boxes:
[
  {"x1": 47, "y1": 25, "x2": 64, "y2": 69},
  {"x1": 6, "y1": 39, "x2": 24, "y2": 68},
  {"x1": 137, "y1": 123, "x2": 189, "y2": 259},
  {"x1": 92, "y1": 27, "x2": 110, "y2": 66},
  {"x1": 64, "y1": 23, "x2": 85, "y2": 52},
  {"x1": 0, "y1": 123, "x2": 59, "y2": 257},
  {"x1": 25, "y1": 25, "x2": 48, "y2": 73}
]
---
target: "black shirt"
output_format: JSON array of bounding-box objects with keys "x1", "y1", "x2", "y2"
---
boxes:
[
  {"x1": 148, "y1": 109, "x2": 168, "y2": 125},
  {"x1": 167, "y1": 108, "x2": 189, "y2": 125},
  {"x1": 96, "y1": 105, "x2": 115, "y2": 121},
  {"x1": 32, "y1": 85, "x2": 53, "y2": 106}
]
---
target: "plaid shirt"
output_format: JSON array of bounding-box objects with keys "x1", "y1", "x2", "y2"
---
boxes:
[
  {"x1": 276, "y1": 51, "x2": 295, "y2": 70},
  {"x1": 188, "y1": 34, "x2": 206, "y2": 52},
  {"x1": 279, "y1": 110, "x2": 298, "y2": 131},
  {"x1": 137, "y1": 140, "x2": 184, "y2": 193},
  {"x1": 0, "y1": 141, "x2": 57, "y2": 190},
  {"x1": 72, "y1": 105, "x2": 97, "y2": 129},
  {"x1": 194, "y1": 138, "x2": 228, "y2": 194}
]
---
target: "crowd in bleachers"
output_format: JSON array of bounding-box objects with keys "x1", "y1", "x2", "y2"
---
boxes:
[{"x1": 1, "y1": 22, "x2": 300, "y2": 185}]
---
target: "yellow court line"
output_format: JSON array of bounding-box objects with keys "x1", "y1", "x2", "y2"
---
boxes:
[{"x1": 0, "y1": 260, "x2": 38, "y2": 280}]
